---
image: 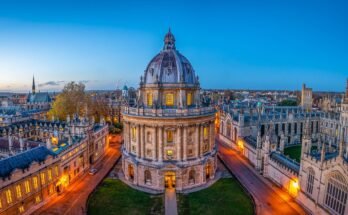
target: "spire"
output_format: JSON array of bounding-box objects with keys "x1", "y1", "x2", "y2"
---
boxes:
[
  {"x1": 32, "y1": 75, "x2": 36, "y2": 94},
  {"x1": 163, "y1": 28, "x2": 176, "y2": 50}
]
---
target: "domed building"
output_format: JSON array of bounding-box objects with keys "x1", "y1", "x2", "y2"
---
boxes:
[{"x1": 122, "y1": 29, "x2": 217, "y2": 193}]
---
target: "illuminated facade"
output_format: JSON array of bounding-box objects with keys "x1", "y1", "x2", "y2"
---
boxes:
[
  {"x1": 0, "y1": 116, "x2": 108, "y2": 215},
  {"x1": 122, "y1": 30, "x2": 217, "y2": 193},
  {"x1": 218, "y1": 79, "x2": 348, "y2": 215}
]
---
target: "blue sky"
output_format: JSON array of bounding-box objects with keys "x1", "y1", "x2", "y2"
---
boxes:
[{"x1": 0, "y1": 0, "x2": 347, "y2": 92}]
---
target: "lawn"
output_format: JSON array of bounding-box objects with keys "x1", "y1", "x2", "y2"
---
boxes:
[
  {"x1": 284, "y1": 145, "x2": 302, "y2": 163},
  {"x1": 177, "y1": 178, "x2": 254, "y2": 215},
  {"x1": 87, "y1": 179, "x2": 163, "y2": 215}
]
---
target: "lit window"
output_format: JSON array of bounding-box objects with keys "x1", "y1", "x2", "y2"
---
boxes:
[
  {"x1": 147, "y1": 93, "x2": 153, "y2": 106},
  {"x1": 167, "y1": 150, "x2": 173, "y2": 156},
  {"x1": 24, "y1": 181, "x2": 31, "y2": 194},
  {"x1": 33, "y1": 177, "x2": 38, "y2": 189},
  {"x1": 48, "y1": 169, "x2": 52, "y2": 181},
  {"x1": 55, "y1": 166, "x2": 59, "y2": 176},
  {"x1": 16, "y1": 185, "x2": 22, "y2": 198},
  {"x1": 187, "y1": 92, "x2": 192, "y2": 106},
  {"x1": 49, "y1": 186, "x2": 54, "y2": 195},
  {"x1": 35, "y1": 195, "x2": 41, "y2": 203},
  {"x1": 131, "y1": 127, "x2": 137, "y2": 141},
  {"x1": 165, "y1": 93, "x2": 174, "y2": 106},
  {"x1": 0, "y1": 199, "x2": 2, "y2": 208},
  {"x1": 18, "y1": 205, "x2": 24, "y2": 213},
  {"x1": 40, "y1": 173, "x2": 45, "y2": 185},
  {"x1": 203, "y1": 126, "x2": 209, "y2": 140},
  {"x1": 5, "y1": 189, "x2": 12, "y2": 204},
  {"x1": 167, "y1": 130, "x2": 174, "y2": 143}
]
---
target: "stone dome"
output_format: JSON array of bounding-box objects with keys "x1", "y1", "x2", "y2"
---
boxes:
[{"x1": 142, "y1": 29, "x2": 199, "y2": 86}]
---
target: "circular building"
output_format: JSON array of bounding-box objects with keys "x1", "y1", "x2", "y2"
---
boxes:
[{"x1": 122, "y1": 29, "x2": 217, "y2": 193}]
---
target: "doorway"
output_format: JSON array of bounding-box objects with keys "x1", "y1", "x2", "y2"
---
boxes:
[{"x1": 164, "y1": 172, "x2": 176, "y2": 188}]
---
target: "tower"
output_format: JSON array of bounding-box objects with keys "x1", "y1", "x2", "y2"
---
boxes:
[{"x1": 32, "y1": 76, "x2": 36, "y2": 94}]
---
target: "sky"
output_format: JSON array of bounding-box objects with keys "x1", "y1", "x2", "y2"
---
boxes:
[{"x1": 0, "y1": 0, "x2": 347, "y2": 92}]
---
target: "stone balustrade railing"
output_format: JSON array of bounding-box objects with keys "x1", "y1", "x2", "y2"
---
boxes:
[{"x1": 123, "y1": 106, "x2": 216, "y2": 117}]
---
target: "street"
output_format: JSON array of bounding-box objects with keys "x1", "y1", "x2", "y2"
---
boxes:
[
  {"x1": 218, "y1": 139, "x2": 307, "y2": 215},
  {"x1": 33, "y1": 143, "x2": 122, "y2": 215}
]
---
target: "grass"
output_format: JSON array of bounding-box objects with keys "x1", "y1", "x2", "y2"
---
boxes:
[
  {"x1": 87, "y1": 179, "x2": 163, "y2": 215},
  {"x1": 284, "y1": 145, "x2": 302, "y2": 163},
  {"x1": 177, "y1": 178, "x2": 254, "y2": 215}
]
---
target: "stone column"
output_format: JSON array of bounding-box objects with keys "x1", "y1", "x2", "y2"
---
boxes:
[
  {"x1": 159, "y1": 127, "x2": 163, "y2": 162},
  {"x1": 141, "y1": 125, "x2": 145, "y2": 159},
  {"x1": 183, "y1": 126, "x2": 187, "y2": 161},
  {"x1": 210, "y1": 122, "x2": 214, "y2": 151},
  {"x1": 195, "y1": 124, "x2": 200, "y2": 158},
  {"x1": 177, "y1": 125, "x2": 182, "y2": 161},
  {"x1": 200, "y1": 125, "x2": 204, "y2": 156},
  {"x1": 155, "y1": 125, "x2": 158, "y2": 161},
  {"x1": 137, "y1": 124, "x2": 141, "y2": 157}
]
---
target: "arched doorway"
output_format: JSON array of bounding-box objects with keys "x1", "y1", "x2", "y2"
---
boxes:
[
  {"x1": 128, "y1": 164, "x2": 134, "y2": 181},
  {"x1": 205, "y1": 162, "x2": 212, "y2": 180},
  {"x1": 164, "y1": 171, "x2": 176, "y2": 188}
]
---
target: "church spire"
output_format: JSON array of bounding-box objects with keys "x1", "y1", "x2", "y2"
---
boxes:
[{"x1": 32, "y1": 75, "x2": 36, "y2": 94}]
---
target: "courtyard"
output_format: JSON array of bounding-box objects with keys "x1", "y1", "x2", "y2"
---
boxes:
[
  {"x1": 284, "y1": 145, "x2": 302, "y2": 163},
  {"x1": 177, "y1": 178, "x2": 254, "y2": 215},
  {"x1": 87, "y1": 179, "x2": 164, "y2": 215}
]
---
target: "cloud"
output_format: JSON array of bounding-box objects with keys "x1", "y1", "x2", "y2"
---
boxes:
[{"x1": 38, "y1": 81, "x2": 65, "y2": 87}]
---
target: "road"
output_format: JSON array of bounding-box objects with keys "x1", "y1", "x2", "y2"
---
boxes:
[
  {"x1": 165, "y1": 188, "x2": 178, "y2": 215},
  {"x1": 217, "y1": 139, "x2": 307, "y2": 215},
  {"x1": 33, "y1": 143, "x2": 122, "y2": 215}
]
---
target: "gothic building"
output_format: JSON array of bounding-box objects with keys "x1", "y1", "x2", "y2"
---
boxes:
[
  {"x1": 121, "y1": 30, "x2": 217, "y2": 193},
  {"x1": 26, "y1": 76, "x2": 52, "y2": 111},
  {"x1": 0, "y1": 115, "x2": 108, "y2": 215},
  {"x1": 218, "y1": 79, "x2": 348, "y2": 215}
]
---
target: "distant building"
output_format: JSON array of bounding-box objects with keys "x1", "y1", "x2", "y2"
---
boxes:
[
  {"x1": 25, "y1": 76, "x2": 52, "y2": 111},
  {"x1": 301, "y1": 84, "x2": 312, "y2": 111}
]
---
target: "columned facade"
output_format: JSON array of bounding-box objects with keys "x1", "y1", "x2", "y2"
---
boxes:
[{"x1": 122, "y1": 30, "x2": 217, "y2": 193}]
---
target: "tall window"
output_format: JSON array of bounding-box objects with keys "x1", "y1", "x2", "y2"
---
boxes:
[
  {"x1": 187, "y1": 92, "x2": 192, "y2": 106},
  {"x1": 324, "y1": 172, "x2": 348, "y2": 215},
  {"x1": 24, "y1": 180, "x2": 30, "y2": 193},
  {"x1": 165, "y1": 93, "x2": 174, "y2": 106},
  {"x1": 226, "y1": 120, "x2": 231, "y2": 138},
  {"x1": 0, "y1": 199, "x2": 2, "y2": 209},
  {"x1": 48, "y1": 169, "x2": 52, "y2": 181},
  {"x1": 131, "y1": 127, "x2": 137, "y2": 141},
  {"x1": 55, "y1": 166, "x2": 59, "y2": 176},
  {"x1": 167, "y1": 130, "x2": 174, "y2": 143},
  {"x1": 147, "y1": 93, "x2": 153, "y2": 107},
  {"x1": 5, "y1": 189, "x2": 12, "y2": 204},
  {"x1": 189, "y1": 170, "x2": 195, "y2": 184},
  {"x1": 33, "y1": 176, "x2": 38, "y2": 189},
  {"x1": 306, "y1": 169, "x2": 315, "y2": 195},
  {"x1": 144, "y1": 170, "x2": 152, "y2": 185},
  {"x1": 15, "y1": 185, "x2": 22, "y2": 198},
  {"x1": 40, "y1": 172, "x2": 45, "y2": 185},
  {"x1": 203, "y1": 126, "x2": 209, "y2": 140}
]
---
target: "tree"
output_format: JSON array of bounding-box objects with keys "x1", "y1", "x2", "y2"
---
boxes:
[
  {"x1": 48, "y1": 82, "x2": 109, "y2": 121},
  {"x1": 278, "y1": 99, "x2": 298, "y2": 106}
]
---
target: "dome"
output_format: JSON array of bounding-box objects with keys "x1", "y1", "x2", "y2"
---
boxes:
[{"x1": 142, "y1": 29, "x2": 199, "y2": 86}]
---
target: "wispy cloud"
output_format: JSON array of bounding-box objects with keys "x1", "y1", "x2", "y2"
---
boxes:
[{"x1": 38, "y1": 81, "x2": 65, "y2": 87}]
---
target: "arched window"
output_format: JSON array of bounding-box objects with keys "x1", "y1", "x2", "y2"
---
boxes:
[
  {"x1": 189, "y1": 170, "x2": 195, "y2": 184},
  {"x1": 324, "y1": 172, "x2": 348, "y2": 215},
  {"x1": 144, "y1": 170, "x2": 152, "y2": 185},
  {"x1": 220, "y1": 122, "x2": 224, "y2": 134},
  {"x1": 128, "y1": 164, "x2": 134, "y2": 180},
  {"x1": 306, "y1": 168, "x2": 315, "y2": 195},
  {"x1": 205, "y1": 161, "x2": 212, "y2": 180},
  {"x1": 234, "y1": 128, "x2": 237, "y2": 141},
  {"x1": 226, "y1": 120, "x2": 231, "y2": 138}
]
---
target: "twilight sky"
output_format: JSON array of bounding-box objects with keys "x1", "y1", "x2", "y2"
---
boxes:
[{"x1": 0, "y1": 0, "x2": 347, "y2": 92}]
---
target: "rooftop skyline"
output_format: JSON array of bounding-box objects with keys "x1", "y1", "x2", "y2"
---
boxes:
[{"x1": 0, "y1": 0, "x2": 347, "y2": 92}]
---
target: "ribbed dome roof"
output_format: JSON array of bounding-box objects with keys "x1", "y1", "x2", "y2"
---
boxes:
[{"x1": 142, "y1": 29, "x2": 199, "y2": 86}]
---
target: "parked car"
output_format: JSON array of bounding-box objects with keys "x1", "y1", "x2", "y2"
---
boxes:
[{"x1": 89, "y1": 168, "x2": 98, "y2": 175}]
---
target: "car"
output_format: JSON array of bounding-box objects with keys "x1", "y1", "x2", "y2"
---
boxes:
[{"x1": 89, "y1": 168, "x2": 98, "y2": 175}]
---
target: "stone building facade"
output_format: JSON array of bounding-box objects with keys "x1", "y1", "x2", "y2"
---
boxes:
[
  {"x1": 218, "y1": 79, "x2": 348, "y2": 215},
  {"x1": 301, "y1": 83, "x2": 313, "y2": 112},
  {"x1": 122, "y1": 30, "x2": 217, "y2": 193}
]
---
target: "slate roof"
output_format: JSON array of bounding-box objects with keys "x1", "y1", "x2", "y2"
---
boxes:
[
  {"x1": 270, "y1": 152, "x2": 300, "y2": 174},
  {"x1": 0, "y1": 146, "x2": 56, "y2": 178},
  {"x1": 27, "y1": 92, "x2": 52, "y2": 103}
]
